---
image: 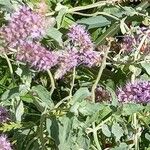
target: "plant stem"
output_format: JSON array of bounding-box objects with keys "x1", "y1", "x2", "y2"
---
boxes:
[
  {"x1": 39, "y1": 115, "x2": 46, "y2": 150},
  {"x1": 69, "y1": 67, "x2": 76, "y2": 98},
  {"x1": 92, "y1": 123, "x2": 102, "y2": 150},
  {"x1": 91, "y1": 40, "x2": 111, "y2": 150},
  {"x1": 133, "y1": 113, "x2": 139, "y2": 150},
  {"x1": 91, "y1": 41, "x2": 111, "y2": 103},
  {"x1": 131, "y1": 34, "x2": 147, "y2": 82},
  {"x1": 130, "y1": 34, "x2": 147, "y2": 150},
  {"x1": 88, "y1": 116, "x2": 112, "y2": 134},
  {"x1": 3, "y1": 53, "x2": 15, "y2": 85},
  {"x1": 68, "y1": 1, "x2": 110, "y2": 13},
  {"x1": 46, "y1": 1, "x2": 116, "y2": 17},
  {"x1": 47, "y1": 70, "x2": 55, "y2": 96},
  {"x1": 54, "y1": 96, "x2": 71, "y2": 109},
  {"x1": 71, "y1": 11, "x2": 119, "y2": 20}
]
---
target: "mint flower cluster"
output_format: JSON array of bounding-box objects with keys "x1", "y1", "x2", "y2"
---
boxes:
[
  {"x1": 0, "y1": 135, "x2": 12, "y2": 150},
  {"x1": 68, "y1": 25, "x2": 94, "y2": 51},
  {"x1": 1, "y1": 6, "x2": 58, "y2": 71},
  {"x1": 1, "y1": 6, "x2": 102, "y2": 79},
  {"x1": 117, "y1": 80, "x2": 150, "y2": 104},
  {"x1": 1, "y1": 6, "x2": 46, "y2": 48},
  {"x1": 55, "y1": 25, "x2": 102, "y2": 79},
  {"x1": 121, "y1": 27, "x2": 150, "y2": 53},
  {"x1": 16, "y1": 41, "x2": 58, "y2": 71}
]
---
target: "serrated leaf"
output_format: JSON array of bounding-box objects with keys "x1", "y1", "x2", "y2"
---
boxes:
[
  {"x1": 129, "y1": 65, "x2": 142, "y2": 76},
  {"x1": 145, "y1": 133, "x2": 150, "y2": 141},
  {"x1": 77, "y1": 16, "x2": 111, "y2": 29},
  {"x1": 16, "y1": 100, "x2": 24, "y2": 122},
  {"x1": 95, "y1": 22, "x2": 120, "y2": 45},
  {"x1": 102, "y1": 124, "x2": 111, "y2": 137},
  {"x1": 46, "y1": 27, "x2": 63, "y2": 46},
  {"x1": 32, "y1": 85, "x2": 54, "y2": 109},
  {"x1": 70, "y1": 88, "x2": 90, "y2": 105},
  {"x1": 141, "y1": 62, "x2": 150, "y2": 75},
  {"x1": 78, "y1": 101, "x2": 101, "y2": 116},
  {"x1": 112, "y1": 123, "x2": 124, "y2": 141},
  {"x1": 56, "y1": 8, "x2": 67, "y2": 29},
  {"x1": 120, "y1": 18, "x2": 127, "y2": 34},
  {"x1": 1, "y1": 87, "x2": 20, "y2": 100},
  {"x1": 122, "y1": 103, "x2": 144, "y2": 116}
]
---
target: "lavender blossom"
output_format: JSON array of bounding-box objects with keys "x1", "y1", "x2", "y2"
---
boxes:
[
  {"x1": 55, "y1": 25, "x2": 103, "y2": 79},
  {"x1": 81, "y1": 50, "x2": 102, "y2": 67},
  {"x1": 121, "y1": 35, "x2": 136, "y2": 52},
  {"x1": 0, "y1": 135, "x2": 12, "y2": 150},
  {"x1": 117, "y1": 80, "x2": 150, "y2": 104},
  {"x1": 121, "y1": 27, "x2": 150, "y2": 53},
  {"x1": 68, "y1": 25, "x2": 94, "y2": 51},
  {"x1": 0, "y1": 6, "x2": 47, "y2": 49},
  {"x1": 16, "y1": 41, "x2": 58, "y2": 71},
  {"x1": 0, "y1": 106, "x2": 9, "y2": 123},
  {"x1": 55, "y1": 48, "x2": 79, "y2": 79}
]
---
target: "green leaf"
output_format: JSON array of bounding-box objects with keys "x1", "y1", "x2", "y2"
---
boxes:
[
  {"x1": 70, "y1": 88, "x2": 90, "y2": 105},
  {"x1": 122, "y1": 103, "x2": 144, "y2": 116},
  {"x1": 95, "y1": 22, "x2": 120, "y2": 45},
  {"x1": 0, "y1": 0, "x2": 13, "y2": 11},
  {"x1": 102, "y1": 124, "x2": 111, "y2": 137},
  {"x1": 56, "y1": 8, "x2": 67, "y2": 29},
  {"x1": 141, "y1": 62, "x2": 150, "y2": 75},
  {"x1": 78, "y1": 101, "x2": 102, "y2": 116},
  {"x1": 145, "y1": 133, "x2": 150, "y2": 141},
  {"x1": 46, "y1": 27, "x2": 63, "y2": 46},
  {"x1": 32, "y1": 85, "x2": 54, "y2": 110},
  {"x1": 120, "y1": 17, "x2": 127, "y2": 34},
  {"x1": 112, "y1": 123, "x2": 124, "y2": 141},
  {"x1": 1, "y1": 87, "x2": 20, "y2": 100},
  {"x1": 129, "y1": 65, "x2": 142, "y2": 76},
  {"x1": 16, "y1": 100, "x2": 24, "y2": 122},
  {"x1": 77, "y1": 16, "x2": 111, "y2": 29}
]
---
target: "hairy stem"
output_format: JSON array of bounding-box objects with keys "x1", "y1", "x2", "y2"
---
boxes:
[
  {"x1": 133, "y1": 113, "x2": 139, "y2": 150},
  {"x1": 91, "y1": 41, "x2": 111, "y2": 103},
  {"x1": 3, "y1": 53, "x2": 15, "y2": 85},
  {"x1": 91, "y1": 41, "x2": 111, "y2": 150},
  {"x1": 47, "y1": 70, "x2": 55, "y2": 96},
  {"x1": 71, "y1": 11, "x2": 119, "y2": 20},
  {"x1": 46, "y1": 1, "x2": 116, "y2": 17}
]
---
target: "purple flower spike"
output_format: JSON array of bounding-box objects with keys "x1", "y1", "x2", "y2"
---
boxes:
[
  {"x1": 16, "y1": 41, "x2": 58, "y2": 71},
  {"x1": 81, "y1": 50, "x2": 102, "y2": 67},
  {"x1": 121, "y1": 35, "x2": 136, "y2": 52},
  {"x1": 68, "y1": 25, "x2": 94, "y2": 51},
  {"x1": 0, "y1": 135, "x2": 12, "y2": 150},
  {"x1": 1, "y1": 6, "x2": 46, "y2": 49},
  {"x1": 0, "y1": 106, "x2": 9, "y2": 123},
  {"x1": 55, "y1": 48, "x2": 79, "y2": 79},
  {"x1": 117, "y1": 80, "x2": 150, "y2": 104}
]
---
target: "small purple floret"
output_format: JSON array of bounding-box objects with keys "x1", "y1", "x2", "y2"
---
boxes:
[
  {"x1": 0, "y1": 6, "x2": 46, "y2": 49},
  {"x1": 68, "y1": 25, "x2": 93, "y2": 51},
  {"x1": 0, "y1": 135, "x2": 12, "y2": 150},
  {"x1": 117, "y1": 80, "x2": 150, "y2": 104},
  {"x1": 16, "y1": 41, "x2": 58, "y2": 71},
  {"x1": 55, "y1": 47, "x2": 79, "y2": 79}
]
